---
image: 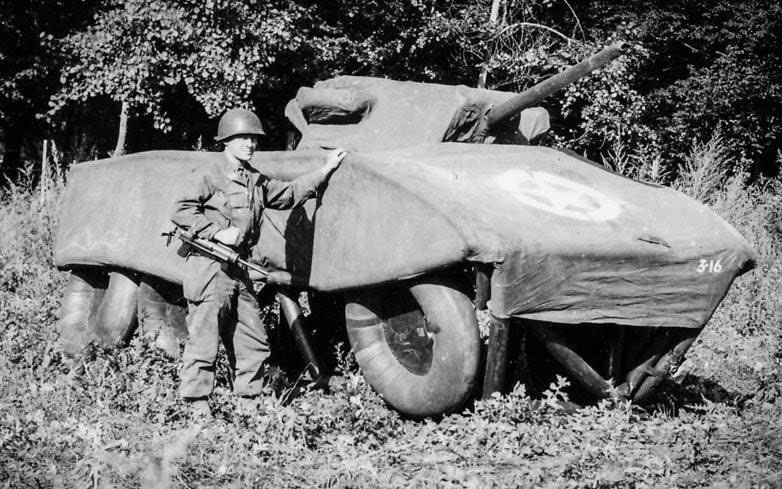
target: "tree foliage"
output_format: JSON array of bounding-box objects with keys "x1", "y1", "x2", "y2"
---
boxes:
[
  {"x1": 49, "y1": 0, "x2": 311, "y2": 132},
  {"x1": 583, "y1": 0, "x2": 782, "y2": 174},
  {"x1": 0, "y1": 0, "x2": 779, "y2": 177},
  {"x1": 0, "y1": 0, "x2": 98, "y2": 171},
  {"x1": 47, "y1": 0, "x2": 610, "y2": 152}
]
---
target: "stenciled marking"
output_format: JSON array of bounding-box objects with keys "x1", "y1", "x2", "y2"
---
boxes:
[
  {"x1": 696, "y1": 259, "x2": 723, "y2": 274},
  {"x1": 492, "y1": 169, "x2": 621, "y2": 221},
  {"x1": 59, "y1": 227, "x2": 127, "y2": 254}
]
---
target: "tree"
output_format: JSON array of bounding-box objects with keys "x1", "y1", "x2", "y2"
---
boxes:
[
  {"x1": 49, "y1": 0, "x2": 609, "y2": 153},
  {"x1": 0, "y1": 0, "x2": 98, "y2": 174},
  {"x1": 48, "y1": 0, "x2": 311, "y2": 153},
  {"x1": 579, "y1": 0, "x2": 782, "y2": 175}
]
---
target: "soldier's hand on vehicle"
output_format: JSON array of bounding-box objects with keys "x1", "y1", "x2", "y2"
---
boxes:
[
  {"x1": 213, "y1": 226, "x2": 241, "y2": 246},
  {"x1": 324, "y1": 148, "x2": 348, "y2": 175}
]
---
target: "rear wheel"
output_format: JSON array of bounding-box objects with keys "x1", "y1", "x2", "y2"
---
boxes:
[
  {"x1": 137, "y1": 277, "x2": 188, "y2": 358},
  {"x1": 58, "y1": 268, "x2": 140, "y2": 356},
  {"x1": 59, "y1": 268, "x2": 107, "y2": 356},
  {"x1": 345, "y1": 279, "x2": 480, "y2": 417},
  {"x1": 92, "y1": 270, "x2": 139, "y2": 344}
]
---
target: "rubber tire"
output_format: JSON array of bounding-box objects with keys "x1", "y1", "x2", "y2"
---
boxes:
[
  {"x1": 58, "y1": 268, "x2": 108, "y2": 357},
  {"x1": 137, "y1": 277, "x2": 188, "y2": 358},
  {"x1": 137, "y1": 278, "x2": 188, "y2": 339},
  {"x1": 91, "y1": 270, "x2": 140, "y2": 345},
  {"x1": 345, "y1": 280, "x2": 480, "y2": 417},
  {"x1": 59, "y1": 268, "x2": 140, "y2": 357}
]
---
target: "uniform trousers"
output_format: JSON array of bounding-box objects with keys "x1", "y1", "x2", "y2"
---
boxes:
[{"x1": 179, "y1": 255, "x2": 270, "y2": 399}]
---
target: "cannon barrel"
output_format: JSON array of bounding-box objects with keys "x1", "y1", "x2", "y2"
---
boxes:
[{"x1": 485, "y1": 42, "x2": 626, "y2": 130}]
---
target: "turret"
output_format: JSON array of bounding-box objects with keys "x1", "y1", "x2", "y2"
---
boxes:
[{"x1": 285, "y1": 43, "x2": 626, "y2": 151}]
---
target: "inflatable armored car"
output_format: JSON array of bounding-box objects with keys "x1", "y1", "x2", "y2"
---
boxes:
[{"x1": 54, "y1": 45, "x2": 756, "y2": 416}]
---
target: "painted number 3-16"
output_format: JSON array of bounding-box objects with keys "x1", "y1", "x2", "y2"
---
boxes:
[{"x1": 697, "y1": 259, "x2": 723, "y2": 274}]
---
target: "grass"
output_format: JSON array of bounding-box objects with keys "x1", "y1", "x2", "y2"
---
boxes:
[
  {"x1": 1, "y1": 138, "x2": 781, "y2": 488},
  {"x1": 672, "y1": 138, "x2": 782, "y2": 399}
]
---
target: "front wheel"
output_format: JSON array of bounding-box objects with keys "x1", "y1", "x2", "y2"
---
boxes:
[
  {"x1": 520, "y1": 321, "x2": 700, "y2": 405},
  {"x1": 345, "y1": 279, "x2": 480, "y2": 417}
]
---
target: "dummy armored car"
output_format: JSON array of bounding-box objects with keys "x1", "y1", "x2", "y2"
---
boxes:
[{"x1": 54, "y1": 45, "x2": 756, "y2": 416}]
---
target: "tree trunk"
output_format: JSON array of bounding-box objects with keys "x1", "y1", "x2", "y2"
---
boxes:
[
  {"x1": 0, "y1": 123, "x2": 22, "y2": 176},
  {"x1": 477, "y1": 0, "x2": 502, "y2": 89},
  {"x1": 112, "y1": 101, "x2": 129, "y2": 157}
]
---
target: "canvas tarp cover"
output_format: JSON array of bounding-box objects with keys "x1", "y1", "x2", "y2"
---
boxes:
[
  {"x1": 287, "y1": 76, "x2": 518, "y2": 151},
  {"x1": 55, "y1": 144, "x2": 755, "y2": 328}
]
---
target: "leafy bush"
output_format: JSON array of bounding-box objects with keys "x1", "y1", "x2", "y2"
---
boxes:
[{"x1": 553, "y1": 41, "x2": 658, "y2": 161}]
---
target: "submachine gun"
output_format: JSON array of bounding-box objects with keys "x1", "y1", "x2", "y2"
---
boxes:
[
  {"x1": 175, "y1": 230, "x2": 329, "y2": 387},
  {"x1": 176, "y1": 230, "x2": 271, "y2": 280}
]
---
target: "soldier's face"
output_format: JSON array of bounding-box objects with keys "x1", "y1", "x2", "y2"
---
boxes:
[{"x1": 224, "y1": 134, "x2": 259, "y2": 162}]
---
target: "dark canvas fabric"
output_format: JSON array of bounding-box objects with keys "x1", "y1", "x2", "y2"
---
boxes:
[
  {"x1": 56, "y1": 144, "x2": 755, "y2": 329},
  {"x1": 55, "y1": 150, "x2": 326, "y2": 283},
  {"x1": 288, "y1": 76, "x2": 518, "y2": 150}
]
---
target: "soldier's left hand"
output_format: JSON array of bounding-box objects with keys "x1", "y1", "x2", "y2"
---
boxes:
[{"x1": 247, "y1": 268, "x2": 267, "y2": 283}]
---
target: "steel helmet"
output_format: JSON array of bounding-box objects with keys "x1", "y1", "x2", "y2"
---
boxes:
[{"x1": 216, "y1": 108, "x2": 266, "y2": 141}]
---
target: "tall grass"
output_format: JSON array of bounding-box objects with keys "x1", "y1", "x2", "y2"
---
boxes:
[
  {"x1": 604, "y1": 132, "x2": 782, "y2": 394},
  {"x1": 1, "y1": 145, "x2": 781, "y2": 488},
  {"x1": 0, "y1": 164, "x2": 68, "y2": 371},
  {"x1": 678, "y1": 139, "x2": 781, "y2": 396}
]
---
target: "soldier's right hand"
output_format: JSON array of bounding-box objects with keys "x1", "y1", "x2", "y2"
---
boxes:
[
  {"x1": 323, "y1": 147, "x2": 348, "y2": 175},
  {"x1": 213, "y1": 273, "x2": 238, "y2": 299},
  {"x1": 213, "y1": 226, "x2": 241, "y2": 246}
]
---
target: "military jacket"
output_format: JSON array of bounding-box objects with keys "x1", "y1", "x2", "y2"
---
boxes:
[
  {"x1": 171, "y1": 155, "x2": 328, "y2": 301},
  {"x1": 171, "y1": 155, "x2": 328, "y2": 250}
]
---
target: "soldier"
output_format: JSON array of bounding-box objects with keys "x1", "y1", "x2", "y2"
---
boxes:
[{"x1": 171, "y1": 108, "x2": 346, "y2": 419}]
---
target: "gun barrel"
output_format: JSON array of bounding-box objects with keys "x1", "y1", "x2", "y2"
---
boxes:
[
  {"x1": 485, "y1": 42, "x2": 626, "y2": 129},
  {"x1": 237, "y1": 256, "x2": 269, "y2": 277}
]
